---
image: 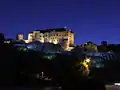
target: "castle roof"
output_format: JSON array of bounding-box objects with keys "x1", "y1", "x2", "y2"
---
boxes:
[{"x1": 35, "y1": 28, "x2": 74, "y2": 33}]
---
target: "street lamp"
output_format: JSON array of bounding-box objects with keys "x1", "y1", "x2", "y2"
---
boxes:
[
  {"x1": 85, "y1": 58, "x2": 90, "y2": 63},
  {"x1": 41, "y1": 72, "x2": 44, "y2": 78}
]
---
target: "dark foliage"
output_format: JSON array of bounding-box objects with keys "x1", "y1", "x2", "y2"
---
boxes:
[{"x1": 0, "y1": 33, "x2": 107, "y2": 89}]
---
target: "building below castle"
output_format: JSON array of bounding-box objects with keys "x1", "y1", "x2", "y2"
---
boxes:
[{"x1": 16, "y1": 27, "x2": 74, "y2": 51}]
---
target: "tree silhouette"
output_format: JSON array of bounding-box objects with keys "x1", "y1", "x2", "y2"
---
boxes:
[
  {"x1": 0, "y1": 33, "x2": 5, "y2": 45},
  {"x1": 87, "y1": 41, "x2": 93, "y2": 45},
  {"x1": 101, "y1": 41, "x2": 107, "y2": 46}
]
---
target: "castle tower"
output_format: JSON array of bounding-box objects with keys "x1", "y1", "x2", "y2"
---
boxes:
[
  {"x1": 60, "y1": 38, "x2": 69, "y2": 50},
  {"x1": 28, "y1": 32, "x2": 33, "y2": 42},
  {"x1": 16, "y1": 34, "x2": 24, "y2": 40}
]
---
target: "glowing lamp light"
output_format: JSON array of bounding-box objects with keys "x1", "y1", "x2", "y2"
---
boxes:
[
  {"x1": 85, "y1": 58, "x2": 90, "y2": 63},
  {"x1": 41, "y1": 39, "x2": 44, "y2": 43},
  {"x1": 114, "y1": 83, "x2": 120, "y2": 86},
  {"x1": 53, "y1": 39, "x2": 58, "y2": 44},
  {"x1": 49, "y1": 40, "x2": 52, "y2": 43}
]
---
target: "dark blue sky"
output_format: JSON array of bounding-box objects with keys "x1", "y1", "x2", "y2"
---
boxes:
[{"x1": 0, "y1": 0, "x2": 120, "y2": 44}]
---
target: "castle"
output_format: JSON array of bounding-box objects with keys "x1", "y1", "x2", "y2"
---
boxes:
[{"x1": 17, "y1": 28, "x2": 74, "y2": 50}]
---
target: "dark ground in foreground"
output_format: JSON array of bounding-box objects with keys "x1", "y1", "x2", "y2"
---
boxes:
[{"x1": 0, "y1": 85, "x2": 119, "y2": 90}]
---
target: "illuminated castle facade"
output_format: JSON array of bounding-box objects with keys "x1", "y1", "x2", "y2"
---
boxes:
[{"x1": 17, "y1": 28, "x2": 74, "y2": 50}]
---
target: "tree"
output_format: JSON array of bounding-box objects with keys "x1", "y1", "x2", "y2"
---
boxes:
[
  {"x1": 52, "y1": 54, "x2": 92, "y2": 90},
  {"x1": 74, "y1": 57, "x2": 90, "y2": 77},
  {"x1": 51, "y1": 52, "x2": 90, "y2": 85},
  {"x1": 80, "y1": 42, "x2": 98, "y2": 52},
  {"x1": 97, "y1": 41, "x2": 109, "y2": 52},
  {"x1": 101, "y1": 41, "x2": 107, "y2": 46},
  {"x1": 87, "y1": 41, "x2": 93, "y2": 45},
  {"x1": 86, "y1": 43, "x2": 98, "y2": 52},
  {"x1": 72, "y1": 45, "x2": 83, "y2": 52},
  {"x1": 0, "y1": 33, "x2": 5, "y2": 43}
]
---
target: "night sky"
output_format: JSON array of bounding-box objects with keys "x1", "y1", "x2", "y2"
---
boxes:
[{"x1": 0, "y1": 0, "x2": 120, "y2": 45}]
